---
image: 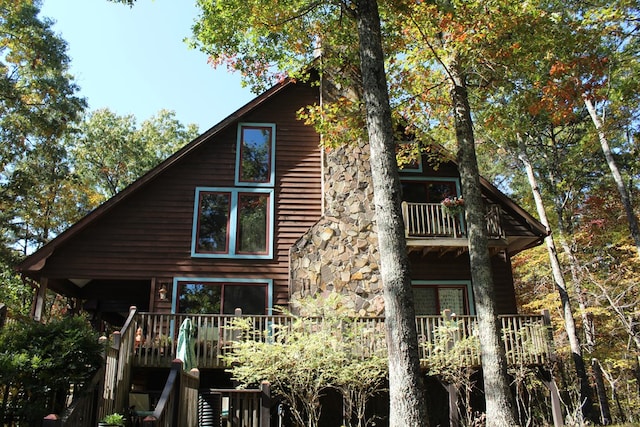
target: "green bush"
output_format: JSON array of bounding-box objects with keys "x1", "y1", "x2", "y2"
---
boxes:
[{"x1": 0, "y1": 315, "x2": 104, "y2": 425}]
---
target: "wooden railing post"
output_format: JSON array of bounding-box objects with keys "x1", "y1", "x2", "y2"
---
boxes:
[
  {"x1": 401, "y1": 202, "x2": 409, "y2": 238},
  {"x1": 260, "y1": 381, "x2": 271, "y2": 427}
]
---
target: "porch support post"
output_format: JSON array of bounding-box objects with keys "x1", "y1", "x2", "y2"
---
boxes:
[
  {"x1": 260, "y1": 381, "x2": 271, "y2": 427},
  {"x1": 539, "y1": 368, "x2": 564, "y2": 427},
  {"x1": 447, "y1": 384, "x2": 459, "y2": 427},
  {"x1": 33, "y1": 277, "x2": 48, "y2": 322}
]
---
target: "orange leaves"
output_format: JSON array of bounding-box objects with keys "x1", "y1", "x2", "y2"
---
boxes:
[{"x1": 531, "y1": 55, "x2": 608, "y2": 124}]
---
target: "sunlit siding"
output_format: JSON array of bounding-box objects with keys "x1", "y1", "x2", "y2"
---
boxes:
[
  {"x1": 40, "y1": 81, "x2": 322, "y2": 308},
  {"x1": 409, "y1": 251, "x2": 518, "y2": 314}
]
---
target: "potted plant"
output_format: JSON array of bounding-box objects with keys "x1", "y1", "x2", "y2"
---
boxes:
[
  {"x1": 441, "y1": 196, "x2": 465, "y2": 217},
  {"x1": 98, "y1": 413, "x2": 125, "y2": 426}
]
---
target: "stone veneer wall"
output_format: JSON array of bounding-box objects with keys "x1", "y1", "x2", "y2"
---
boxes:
[{"x1": 289, "y1": 139, "x2": 385, "y2": 316}]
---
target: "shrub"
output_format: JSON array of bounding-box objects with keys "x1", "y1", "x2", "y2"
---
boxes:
[{"x1": 0, "y1": 315, "x2": 103, "y2": 425}]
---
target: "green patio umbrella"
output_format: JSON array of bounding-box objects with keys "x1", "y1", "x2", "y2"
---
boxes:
[{"x1": 176, "y1": 317, "x2": 197, "y2": 371}]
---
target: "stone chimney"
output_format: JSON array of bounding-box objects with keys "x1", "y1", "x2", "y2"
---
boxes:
[{"x1": 289, "y1": 68, "x2": 384, "y2": 316}]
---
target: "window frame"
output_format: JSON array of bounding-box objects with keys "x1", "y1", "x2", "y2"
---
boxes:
[
  {"x1": 172, "y1": 277, "x2": 274, "y2": 315},
  {"x1": 412, "y1": 280, "x2": 475, "y2": 315},
  {"x1": 191, "y1": 187, "x2": 275, "y2": 259},
  {"x1": 397, "y1": 142, "x2": 423, "y2": 174},
  {"x1": 235, "y1": 123, "x2": 276, "y2": 187}
]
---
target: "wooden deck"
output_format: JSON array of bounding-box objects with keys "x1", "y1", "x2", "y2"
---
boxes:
[
  {"x1": 129, "y1": 312, "x2": 553, "y2": 370},
  {"x1": 401, "y1": 202, "x2": 506, "y2": 250}
]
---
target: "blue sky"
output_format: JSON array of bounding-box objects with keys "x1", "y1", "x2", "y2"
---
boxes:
[{"x1": 40, "y1": 0, "x2": 256, "y2": 132}]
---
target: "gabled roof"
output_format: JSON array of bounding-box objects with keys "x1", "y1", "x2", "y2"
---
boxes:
[
  {"x1": 18, "y1": 75, "x2": 547, "y2": 274},
  {"x1": 17, "y1": 78, "x2": 296, "y2": 274},
  {"x1": 479, "y1": 176, "x2": 548, "y2": 253}
]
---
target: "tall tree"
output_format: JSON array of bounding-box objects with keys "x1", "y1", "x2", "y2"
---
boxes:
[
  {"x1": 188, "y1": 0, "x2": 430, "y2": 424},
  {"x1": 516, "y1": 133, "x2": 597, "y2": 422},
  {"x1": 73, "y1": 108, "x2": 198, "y2": 202},
  {"x1": 0, "y1": 0, "x2": 85, "y2": 170},
  {"x1": 1, "y1": 0, "x2": 86, "y2": 255},
  {"x1": 0, "y1": 0, "x2": 86, "y2": 317},
  {"x1": 352, "y1": 1, "x2": 429, "y2": 425}
]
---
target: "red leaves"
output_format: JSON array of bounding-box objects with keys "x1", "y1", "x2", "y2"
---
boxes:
[{"x1": 529, "y1": 55, "x2": 608, "y2": 124}]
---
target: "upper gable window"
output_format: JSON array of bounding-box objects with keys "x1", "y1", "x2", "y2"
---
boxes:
[
  {"x1": 235, "y1": 123, "x2": 276, "y2": 186},
  {"x1": 396, "y1": 142, "x2": 423, "y2": 173}
]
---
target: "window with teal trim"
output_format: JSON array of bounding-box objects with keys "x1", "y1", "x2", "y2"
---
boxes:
[
  {"x1": 397, "y1": 142, "x2": 423, "y2": 173},
  {"x1": 236, "y1": 123, "x2": 275, "y2": 186},
  {"x1": 195, "y1": 191, "x2": 231, "y2": 253},
  {"x1": 412, "y1": 285, "x2": 469, "y2": 315},
  {"x1": 177, "y1": 280, "x2": 269, "y2": 315},
  {"x1": 192, "y1": 187, "x2": 273, "y2": 258},
  {"x1": 401, "y1": 180, "x2": 458, "y2": 203}
]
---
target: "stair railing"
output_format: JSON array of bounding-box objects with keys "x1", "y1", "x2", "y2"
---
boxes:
[
  {"x1": 142, "y1": 360, "x2": 200, "y2": 427},
  {"x1": 98, "y1": 306, "x2": 138, "y2": 421}
]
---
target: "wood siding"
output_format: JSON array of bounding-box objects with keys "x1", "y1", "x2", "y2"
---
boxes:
[
  {"x1": 409, "y1": 251, "x2": 517, "y2": 314},
  {"x1": 38, "y1": 81, "x2": 322, "y2": 308}
]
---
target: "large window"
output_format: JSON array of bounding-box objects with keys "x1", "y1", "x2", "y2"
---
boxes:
[
  {"x1": 235, "y1": 123, "x2": 276, "y2": 186},
  {"x1": 401, "y1": 179, "x2": 459, "y2": 203},
  {"x1": 173, "y1": 278, "x2": 272, "y2": 315},
  {"x1": 191, "y1": 187, "x2": 274, "y2": 258},
  {"x1": 412, "y1": 281, "x2": 474, "y2": 316}
]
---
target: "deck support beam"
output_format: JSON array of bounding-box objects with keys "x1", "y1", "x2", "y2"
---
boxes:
[
  {"x1": 260, "y1": 381, "x2": 271, "y2": 427},
  {"x1": 539, "y1": 368, "x2": 564, "y2": 427},
  {"x1": 33, "y1": 277, "x2": 48, "y2": 322},
  {"x1": 447, "y1": 383, "x2": 459, "y2": 427}
]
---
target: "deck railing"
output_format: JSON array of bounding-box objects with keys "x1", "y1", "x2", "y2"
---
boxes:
[
  {"x1": 132, "y1": 312, "x2": 552, "y2": 369},
  {"x1": 401, "y1": 202, "x2": 504, "y2": 239}
]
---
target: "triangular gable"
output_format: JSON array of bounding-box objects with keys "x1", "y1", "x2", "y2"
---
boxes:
[{"x1": 17, "y1": 78, "x2": 295, "y2": 274}]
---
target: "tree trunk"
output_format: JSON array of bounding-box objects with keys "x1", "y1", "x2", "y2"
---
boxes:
[
  {"x1": 448, "y1": 57, "x2": 519, "y2": 427},
  {"x1": 517, "y1": 135, "x2": 596, "y2": 423},
  {"x1": 592, "y1": 358, "x2": 613, "y2": 425},
  {"x1": 354, "y1": 1, "x2": 429, "y2": 426},
  {"x1": 558, "y1": 238, "x2": 613, "y2": 423},
  {"x1": 558, "y1": 238, "x2": 596, "y2": 353},
  {"x1": 584, "y1": 96, "x2": 640, "y2": 259}
]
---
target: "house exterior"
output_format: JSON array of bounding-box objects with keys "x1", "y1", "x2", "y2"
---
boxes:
[{"x1": 19, "y1": 75, "x2": 552, "y2": 427}]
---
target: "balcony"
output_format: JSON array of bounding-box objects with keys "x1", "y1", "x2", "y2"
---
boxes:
[
  {"x1": 129, "y1": 312, "x2": 553, "y2": 370},
  {"x1": 401, "y1": 202, "x2": 505, "y2": 252}
]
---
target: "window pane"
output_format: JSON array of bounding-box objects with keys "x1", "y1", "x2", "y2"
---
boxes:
[
  {"x1": 222, "y1": 285, "x2": 267, "y2": 315},
  {"x1": 239, "y1": 127, "x2": 271, "y2": 183},
  {"x1": 426, "y1": 183, "x2": 457, "y2": 203},
  {"x1": 439, "y1": 288, "x2": 465, "y2": 315},
  {"x1": 413, "y1": 287, "x2": 438, "y2": 315},
  {"x1": 197, "y1": 192, "x2": 230, "y2": 253},
  {"x1": 237, "y1": 193, "x2": 268, "y2": 254},
  {"x1": 178, "y1": 283, "x2": 222, "y2": 314},
  {"x1": 401, "y1": 181, "x2": 457, "y2": 203},
  {"x1": 402, "y1": 182, "x2": 428, "y2": 203}
]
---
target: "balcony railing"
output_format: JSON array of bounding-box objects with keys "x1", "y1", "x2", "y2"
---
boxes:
[
  {"x1": 131, "y1": 312, "x2": 552, "y2": 369},
  {"x1": 401, "y1": 202, "x2": 504, "y2": 240}
]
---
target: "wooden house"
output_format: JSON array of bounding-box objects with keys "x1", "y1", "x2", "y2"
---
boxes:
[{"x1": 19, "y1": 75, "x2": 554, "y2": 427}]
